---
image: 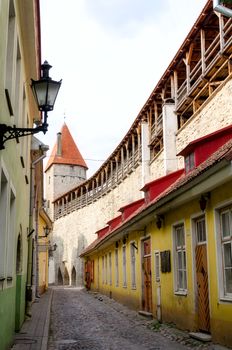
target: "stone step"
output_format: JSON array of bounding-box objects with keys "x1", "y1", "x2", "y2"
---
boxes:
[
  {"x1": 138, "y1": 310, "x2": 153, "y2": 319},
  {"x1": 189, "y1": 332, "x2": 212, "y2": 342}
]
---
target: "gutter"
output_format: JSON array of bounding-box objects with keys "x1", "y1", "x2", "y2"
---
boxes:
[{"x1": 213, "y1": 0, "x2": 232, "y2": 17}]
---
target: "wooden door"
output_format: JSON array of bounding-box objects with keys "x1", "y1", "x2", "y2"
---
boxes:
[
  {"x1": 142, "y1": 238, "x2": 152, "y2": 312},
  {"x1": 196, "y1": 243, "x2": 210, "y2": 332}
]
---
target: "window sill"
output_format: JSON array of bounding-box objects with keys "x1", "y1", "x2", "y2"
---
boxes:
[
  {"x1": 174, "y1": 290, "x2": 187, "y2": 296},
  {"x1": 219, "y1": 297, "x2": 232, "y2": 303}
]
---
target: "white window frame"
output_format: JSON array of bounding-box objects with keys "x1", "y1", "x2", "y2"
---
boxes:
[
  {"x1": 0, "y1": 164, "x2": 10, "y2": 280},
  {"x1": 109, "y1": 252, "x2": 112, "y2": 286},
  {"x1": 6, "y1": 186, "x2": 16, "y2": 283},
  {"x1": 130, "y1": 242, "x2": 136, "y2": 289},
  {"x1": 122, "y1": 245, "x2": 127, "y2": 288},
  {"x1": 102, "y1": 256, "x2": 104, "y2": 284},
  {"x1": 173, "y1": 223, "x2": 187, "y2": 295},
  {"x1": 115, "y1": 249, "x2": 119, "y2": 287},
  {"x1": 215, "y1": 204, "x2": 232, "y2": 301},
  {"x1": 105, "y1": 254, "x2": 107, "y2": 284},
  {"x1": 154, "y1": 251, "x2": 160, "y2": 283}
]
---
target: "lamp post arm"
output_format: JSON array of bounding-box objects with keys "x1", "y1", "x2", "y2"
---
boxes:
[{"x1": 0, "y1": 113, "x2": 48, "y2": 150}]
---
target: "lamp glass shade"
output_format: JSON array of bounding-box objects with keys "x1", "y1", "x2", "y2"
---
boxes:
[{"x1": 31, "y1": 79, "x2": 62, "y2": 112}]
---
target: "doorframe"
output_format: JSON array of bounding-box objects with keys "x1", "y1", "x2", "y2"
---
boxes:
[
  {"x1": 191, "y1": 212, "x2": 211, "y2": 327},
  {"x1": 140, "y1": 234, "x2": 152, "y2": 312}
]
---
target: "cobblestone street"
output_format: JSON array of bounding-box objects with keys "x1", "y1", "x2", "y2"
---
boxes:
[{"x1": 47, "y1": 287, "x2": 225, "y2": 350}]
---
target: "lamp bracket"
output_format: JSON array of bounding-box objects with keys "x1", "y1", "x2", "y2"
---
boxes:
[{"x1": 0, "y1": 117, "x2": 48, "y2": 150}]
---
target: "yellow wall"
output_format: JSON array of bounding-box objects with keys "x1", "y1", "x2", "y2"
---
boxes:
[
  {"x1": 85, "y1": 180, "x2": 232, "y2": 347},
  {"x1": 38, "y1": 216, "x2": 49, "y2": 294}
]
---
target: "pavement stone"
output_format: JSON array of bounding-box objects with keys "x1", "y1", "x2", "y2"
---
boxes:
[
  {"x1": 11, "y1": 288, "x2": 53, "y2": 350},
  {"x1": 10, "y1": 287, "x2": 232, "y2": 350},
  {"x1": 47, "y1": 287, "x2": 232, "y2": 350}
]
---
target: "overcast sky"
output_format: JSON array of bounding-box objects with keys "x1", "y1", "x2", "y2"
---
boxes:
[{"x1": 40, "y1": 0, "x2": 207, "y2": 177}]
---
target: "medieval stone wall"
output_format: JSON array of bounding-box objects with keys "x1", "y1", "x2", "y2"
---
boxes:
[
  {"x1": 176, "y1": 78, "x2": 232, "y2": 165},
  {"x1": 52, "y1": 165, "x2": 143, "y2": 285},
  {"x1": 50, "y1": 76, "x2": 232, "y2": 286}
]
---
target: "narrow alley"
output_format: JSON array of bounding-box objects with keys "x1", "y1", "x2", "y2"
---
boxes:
[{"x1": 47, "y1": 287, "x2": 220, "y2": 350}]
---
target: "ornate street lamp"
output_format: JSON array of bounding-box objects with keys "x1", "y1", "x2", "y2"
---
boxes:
[{"x1": 0, "y1": 61, "x2": 62, "y2": 150}]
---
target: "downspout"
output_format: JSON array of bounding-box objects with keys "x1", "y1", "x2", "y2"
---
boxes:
[
  {"x1": 27, "y1": 151, "x2": 47, "y2": 311},
  {"x1": 33, "y1": 153, "x2": 48, "y2": 298},
  {"x1": 213, "y1": 0, "x2": 232, "y2": 18}
]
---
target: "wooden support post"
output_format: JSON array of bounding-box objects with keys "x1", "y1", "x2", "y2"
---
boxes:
[
  {"x1": 154, "y1": 101, "x2": 158, "y2": 129},
  {"x1": 111, "y1": 160, "x2": 114, "y2": 188},
  {"x1": 132, "y1": 133, "x2": 135, "y2": 168},
  {"x1": 201, "y1": 29, "x2": 206, "y2": 75},
  {"x1": 121, "y1": 146, "x2": 124, "y2": 178},
  {"x1": 218, "y1": 13, "x2": 225, "y2": 51},
  {"x1": 173, "y1": 71, "x2": 178, "y2": 108}
]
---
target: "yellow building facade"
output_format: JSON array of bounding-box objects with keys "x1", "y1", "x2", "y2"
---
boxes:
[{"x1": 81, "y1": 129, "x2": 232, "y2": 347}]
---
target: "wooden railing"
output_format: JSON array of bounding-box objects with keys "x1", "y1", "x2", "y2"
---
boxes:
[
  {"x1": 177, "y1": 17, "x2": 232, "y2": 108},
  {"x1": 54, "y1": 146, "x2": 142, "y2": 220},
  {"x1": 150, "y1": 113, "x2": 163, "y2": 142}
]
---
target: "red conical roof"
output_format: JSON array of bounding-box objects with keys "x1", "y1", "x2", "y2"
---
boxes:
[{"x1": 45, "y1": 123, "x2": 88, "y2": 172}]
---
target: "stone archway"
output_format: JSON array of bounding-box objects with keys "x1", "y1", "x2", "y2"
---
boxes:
[
  {"x1": 71, "y1": 266, "x2": 76, "y2": 286},
  {"x1": 58, "y1": 267, "x2": 63, "y2": 285},
  {"x1": 64, "y1": 267, "x2": 70, "y2": 285}
]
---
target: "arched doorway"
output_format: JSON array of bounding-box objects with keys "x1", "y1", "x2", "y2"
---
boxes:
[
  {"x1": 71, "y1": 266, "x2": 76, "y2": 286},
  {"x1": 64, "y1": 267, "x2": 70, "y2": 285},
  {"x1": 57, "y1": 267, "x2": 63, "y2": 285}
]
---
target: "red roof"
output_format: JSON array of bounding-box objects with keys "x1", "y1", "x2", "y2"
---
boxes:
[
  {"x1": 45, "y1": 123, "x2": 88, "y2": 172},
  {"x1": 80, "y1": 136, "x2": 232, "y2": 257},
  {"x1": 178, "y1": 124, "x2": 232, "y2": 167},
  {"x1": 142, "y1": 169, "x2": 184, "y2": 203}
]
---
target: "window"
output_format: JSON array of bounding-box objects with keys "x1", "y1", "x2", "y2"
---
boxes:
[
  {"x1": 7, "y1": 189, "x2": 16, "y2": 279},
  {"x1": 130, "y1": 243, "x2": 136, "y2": 289},
  {"x1": 5, "y1": 0, "x2": 16, "y2": 107},
  {"x1": 122, "y1": 246, "x2": 127, "y2": 287},
  {"x1": 115, "y1": 249, "x2": 119, "y2": 287},
  {"x1": 102, "y1": 256, "x2": 104, "y2": 284},
  {"x1": 185, "y1": 152, "x2": 195, "y2": 173},
  {"x1": 105, "y1": 254, "x2": 107, "y2": 284},
  {"x1": 219, "y1": 208, "x2": 232, "y2": 297},
  {"x1": 155, "y1": 251, "x2": 160, "y2": 282},
  {"x1": 196, "y1": 216, "x2": 206, "y2": 243},
  {"x1": 173, "y1": 224, "x2": 187, "y2": 293},
  {"x1": 0, "y1": 170, "x2": 8, "y2": 277},
  {"x1": 109, "y1": 252, "x2": 112, "y2": 285}
]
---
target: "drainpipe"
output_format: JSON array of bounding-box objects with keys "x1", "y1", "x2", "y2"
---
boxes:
[
  {"x1": 213, "y1": 0, "x2": 232, "y2": 18},
  {"x1": 27, "y1": 146, "x2": 48, "y2": 314}
]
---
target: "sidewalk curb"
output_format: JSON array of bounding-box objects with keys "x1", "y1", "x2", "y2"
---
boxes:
[{"x1": 41, "y1": 288, "x2": 53, "y2": 350}]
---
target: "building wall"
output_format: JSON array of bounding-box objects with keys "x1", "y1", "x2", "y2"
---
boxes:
[
  {"x1": 176, "y1": 78, "x2": 232, "y2": 156},
  {"x1": 52, "y1": 165, "x2": 143, "y2": 285},
  {"x1": 85, "y1": 178, "x2": 232, "y2": 347},
  {"x1": 0, "y1": 1, "x2": 39, "y2": 348},
  {"x1": 51, "y1": 71, "x2": 232, "y2": 289}
]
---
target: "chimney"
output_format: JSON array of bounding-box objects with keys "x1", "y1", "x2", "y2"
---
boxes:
[{"x1": 57, "y1": 132, "x2": 62, "y2": 156}]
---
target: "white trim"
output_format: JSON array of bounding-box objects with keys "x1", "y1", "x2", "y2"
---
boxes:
[
  {"x1": 130, "y1": 241, "x2": 137, "y2": 290},
  {"x1": 122, "y1": 244, "x2": 127, "y2": 288},
  {"x1": 191, "y1": 212, "x2": 211, "y2": 317},
  {"x1": 214, "y1": 200, "x2": 232, "y2": 302},
  {"x1": 172, "y1": 220, "x2": 188, "y2": 294},
  {"x1": 154, "y1": 250, "x2": 160, "y2": 283}
]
